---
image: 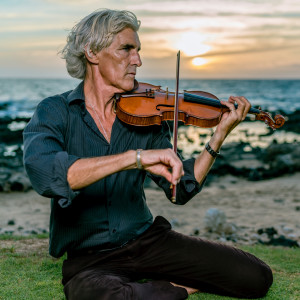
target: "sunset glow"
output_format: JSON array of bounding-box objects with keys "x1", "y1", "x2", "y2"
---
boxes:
[
  {"x1": 192, "y1": 57, "x2": 208, "y2": 67},
  {"x1": 0, "y1": 0, "x2": 299, "y2": 79}
]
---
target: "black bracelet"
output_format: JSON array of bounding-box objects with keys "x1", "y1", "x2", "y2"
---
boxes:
[{"x1": 205, "y1": 142, "x2": 220, "y2": 158}]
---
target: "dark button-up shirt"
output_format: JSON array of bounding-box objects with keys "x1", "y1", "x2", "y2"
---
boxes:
[{"x1": 23, "y1": 81, "x2": 203, "y2": 258}]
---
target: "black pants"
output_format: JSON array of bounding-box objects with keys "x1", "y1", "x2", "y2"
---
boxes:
[{"x1": 62, "y1": 216, "x2": 273, "y2": 300}]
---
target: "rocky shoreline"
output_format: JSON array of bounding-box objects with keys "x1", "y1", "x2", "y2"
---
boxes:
[{"x1": 1, "y1": 110, "x2": 300, "y2": 192}]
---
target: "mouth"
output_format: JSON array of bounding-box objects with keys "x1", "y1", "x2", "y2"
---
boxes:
[
  {"x1": 127, "y1": 69, "x2": 136, "y2": 76},
  {"x1": 127, "y1": 73, "x2": 136, "y2": 77}
]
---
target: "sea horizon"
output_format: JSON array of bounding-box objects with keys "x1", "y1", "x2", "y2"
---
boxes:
[{"x1": 2, "y1": 78, "x2": 300, "y2": 118}]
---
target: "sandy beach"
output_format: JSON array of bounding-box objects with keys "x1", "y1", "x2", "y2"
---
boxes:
[{"x1": 1, "y1": 172, "x2": 299, "y2": 248}]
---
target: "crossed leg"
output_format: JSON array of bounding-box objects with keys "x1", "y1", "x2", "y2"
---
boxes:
[{"x1": 63, "y1": 217, "x2": 273, "y2": 299}]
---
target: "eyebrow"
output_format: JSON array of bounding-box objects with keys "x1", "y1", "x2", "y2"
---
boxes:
[{"x1": 121, "y1": 43, "x2": 141, "y2": 51}]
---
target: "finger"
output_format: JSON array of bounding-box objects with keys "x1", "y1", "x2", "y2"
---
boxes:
[
  {"x1": 230, "y1": 96, "x2": 251, "y2": 121},
  {"x1": 142, "y1": 149, "x2": 184, "y2": 185},
  {"x1": 231, "y1": 97, "x2": 244, "y2": 120},
  {"x1": 221, "y1": 100, "x2": 238, "y2": 115},
  {"x1": 230, "y1": 96, "x2": 251, "y2": 120},
  {"x1": 171, "y1": 165, "x2": 184, "y2": 185},
  {"x1": 165, "y1": 151, "x2": 184, "y2": 185},
  {"x1": 144, "y1": 163, "x2": 173, "y2": 183},
  {"x1": 238, "y1": 96, "x2": 251, "y2": 119},
  {"x1": 157, "y1": 165, "x2": 174, "y2": 183}
]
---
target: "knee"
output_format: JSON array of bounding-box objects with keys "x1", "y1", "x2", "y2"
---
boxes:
[
  {"x1": 243, "y1": 262, "x2": 273, "y2": 298},
  {"x1": 64, "y1": 271, "x2": 130, "y2": 300},
  {"x1": 256, "y1": 263, "x2": 273, "y2": 298}
]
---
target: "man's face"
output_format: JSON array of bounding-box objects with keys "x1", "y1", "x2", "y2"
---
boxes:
[{"x1": 96, "y1": 27, "x2": 142, "y2": 92}]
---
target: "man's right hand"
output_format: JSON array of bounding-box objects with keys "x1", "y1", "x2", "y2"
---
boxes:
[{"x1": 138, "y1": 148, "x2": 184, "y2": 186}]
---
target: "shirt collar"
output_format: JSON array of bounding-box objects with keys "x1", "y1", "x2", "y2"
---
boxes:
[{"x1": 66, "y1": 81, "x2": 85, "y2": 105}]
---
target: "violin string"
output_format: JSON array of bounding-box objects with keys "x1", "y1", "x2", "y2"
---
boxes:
[{"x1": 85, "y1": 99, "x2": 109, "y2": 141}]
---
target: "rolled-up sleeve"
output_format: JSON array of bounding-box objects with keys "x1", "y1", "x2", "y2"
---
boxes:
[
  {"x1": 23, "y1": 97, "x2": 80, "y2": 208},
  {"x1": 147, "y1": 123, "x2": 205, "y2": 205}
]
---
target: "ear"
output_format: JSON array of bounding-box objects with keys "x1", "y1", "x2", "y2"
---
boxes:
[{"x1": 84, "y1": 45, "x2": 99, "y2": 64}]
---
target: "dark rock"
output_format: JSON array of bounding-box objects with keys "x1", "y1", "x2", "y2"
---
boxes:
[
  {"x1": 257, "y1": 227, "x2": 278, "y2": 238},
  {"x1": 7, "y1": 172, "x2": 32, "y2": 192},
  {"x1": 193, "y1": 228, "x2": 200, "y2": 235},
  {"x1": 208, "y1": 141, "x2": 300, "y2": 180},
  {"x1": 273, "y1": 198, "x2": 285, "y2": 204},
  {"x1": 24, "y1": 229, "x2": 39, "y2": 235},
  {"x1": 7, "y1": 219, "x2": 15, "y2": 226},
  {"x1": 226, "y1": 235, "x2": 238, "y2": 243},
  {"x1": 0, "y1": 228, "x2": 14, "y2": 235},
  {"x1": 248, "y1": 169, "x2": 263, "y2": 181},
  {"x1": 259, "y1": 235, "x2": 299, "y2": 248},
  {"x1": 0, "y1": 116, "x2": 30, "y2": 144},
  {"x1": 38, "y1": 228, "x2": 48, "y2": 234},
  {"x1": 0, "y1": 102, "x2": 9, "y2": 110}
]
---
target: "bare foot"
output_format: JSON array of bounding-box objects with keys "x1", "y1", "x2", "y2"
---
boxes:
[{"x1": 170, "y1": 282, "x2": 199, "y2": 295}]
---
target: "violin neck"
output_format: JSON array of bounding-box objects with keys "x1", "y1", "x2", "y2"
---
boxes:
[{"x1": 184, "y1": 92, "x2": 260, "y2": 115}]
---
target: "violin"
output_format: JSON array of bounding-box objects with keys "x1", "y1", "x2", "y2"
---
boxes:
[{"x1": 115, "y1": 82, "x2": 285, "y2": 130}]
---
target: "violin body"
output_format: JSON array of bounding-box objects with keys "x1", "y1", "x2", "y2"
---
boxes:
[{"x1": 115, "y1": 82, "x2": 285, "y2": 130}]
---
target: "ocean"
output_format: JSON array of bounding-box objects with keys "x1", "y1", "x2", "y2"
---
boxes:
[
  {"x1": 0, "y1": 78, "x2": 300, "y2": 157},
  {"x1": 0, "y1": 78, "x2": 300, "y2": 118}
]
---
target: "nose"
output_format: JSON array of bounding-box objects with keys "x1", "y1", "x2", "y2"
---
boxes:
[{"x1": 131, "y1": 50, "x2": 142, "y2": 67}]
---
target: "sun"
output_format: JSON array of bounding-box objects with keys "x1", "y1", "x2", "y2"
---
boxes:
[
  {"x1": 192, "y1": 57, "x2": 208, "y2": 66},
  {"x1": 174, "y1": 32, "x2": 211, "y2": 57}
]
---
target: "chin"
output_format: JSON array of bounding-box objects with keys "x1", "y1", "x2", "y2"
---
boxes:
[{"x1": 120, "y1": 79, "x2": 135, "y2": 92}]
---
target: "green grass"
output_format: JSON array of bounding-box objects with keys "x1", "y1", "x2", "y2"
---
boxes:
[
  {"x1": 0, "y1": 233, "x2": 49, "y2": 241},
  {"x1": 0, "y1": 237, "x2": 299, "y2": 299},
  {"x1": 0, "y1": 251, "x2": 64, "y2": 299}
]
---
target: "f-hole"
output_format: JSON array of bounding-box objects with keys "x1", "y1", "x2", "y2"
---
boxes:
[{"x1": 156, "y1": 104, "x2": 174, "y2": 111}]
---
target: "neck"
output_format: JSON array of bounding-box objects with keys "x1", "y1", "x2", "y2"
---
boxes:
[{"x1": 84, "y1": 71, "x2": 116, "y2": 117}]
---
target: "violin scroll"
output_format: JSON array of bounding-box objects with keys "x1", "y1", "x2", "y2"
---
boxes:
[{"x1": 255, "y1": 111, "x2": 285, "y2": 130}]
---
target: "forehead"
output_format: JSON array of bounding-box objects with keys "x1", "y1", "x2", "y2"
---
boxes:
[{"x1": 111, "y1": 27, "x2": 141, "y2": 48}]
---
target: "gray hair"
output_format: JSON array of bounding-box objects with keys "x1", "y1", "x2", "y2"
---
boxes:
[{"x1": 60, "y1": 9, "x2": 140, "y2": 80}]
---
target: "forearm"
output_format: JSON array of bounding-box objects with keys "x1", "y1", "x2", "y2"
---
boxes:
[
  {"x1": 67, "y1": 150, "x2": 137, "y2": 190},
  {"x1": 194, "y1": 93, "x2": 252, "y2": 183},
  {"x1": 194, "y1": 130, "x2": 226, "y2": 184}
]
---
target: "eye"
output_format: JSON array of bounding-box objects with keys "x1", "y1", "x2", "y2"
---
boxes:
[
  {"x1": 120, "y1": 44, "x2": 135, "y2": 52},
  {"x1": 122, "y1": 46, "x2": 131, "y2": 52}
]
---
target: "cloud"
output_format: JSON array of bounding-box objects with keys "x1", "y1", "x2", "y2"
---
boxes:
[
  {"x1": 200, "y1": 44, "x2": 299, "y2": 58},
  {"x1": 1, "y1": 0, "x2": 299, "y2": 79},
  {"x1": 218, "y1": 12, "x2": 300, "y2": 18}
]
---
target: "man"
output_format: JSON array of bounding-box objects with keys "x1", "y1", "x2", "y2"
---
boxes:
[{"x1": 23, "y1": 9, "x2": 273, "y2": 300}]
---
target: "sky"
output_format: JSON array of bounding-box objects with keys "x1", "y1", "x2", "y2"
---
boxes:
[{"x1": 0, "y1": 0, "x2": 299, "y2": 79}]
